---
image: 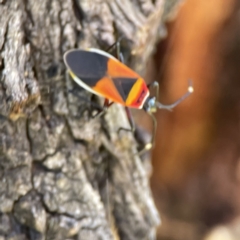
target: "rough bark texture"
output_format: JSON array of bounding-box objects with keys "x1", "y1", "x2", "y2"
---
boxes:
[{"x1": 0, "y1": 0, "x2": 182, "y2": 239}]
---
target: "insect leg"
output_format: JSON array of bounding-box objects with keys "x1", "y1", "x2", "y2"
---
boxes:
[
  {"x1": 106, "y1": 37, "x2": 125, "y2": 63},
  {"x1": 105, "y1": 35, "x2": 125, "y2": 53},
  {"x1": 117, "y1": 107, "x2": 135, "y2": 134},
  {"x1": 66, "y1": 72, "x2": 111, "y2": 117},
  {"x1": 92, "y1": 99, "x2": 114, "y2": 118},
  {"x1": 118, "y1": 108, "x2": 155, "y2": 156},
  {"x1": 138, "y1": 112, "x2": 157, "y2": 155}
]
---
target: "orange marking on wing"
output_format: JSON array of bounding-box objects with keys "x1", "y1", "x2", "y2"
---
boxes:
[
  {"x1": 93, "y1": 77, "x2": 125, "y2": 105},
  {"x1": 126, "y1": 78, "x2": 149, "y2": 108},
  {"x1": 107, "y1": 58, "x2": 140, "y2": 78}
]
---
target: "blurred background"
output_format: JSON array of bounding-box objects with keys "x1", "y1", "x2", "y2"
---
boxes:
[{"x1": 138, "y1": 0, "x2": 240, "y2": 239}]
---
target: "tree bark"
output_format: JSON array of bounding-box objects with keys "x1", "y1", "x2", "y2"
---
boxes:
[{"x1": 0, "y1": 0, "x2": 182, "y2": 239}]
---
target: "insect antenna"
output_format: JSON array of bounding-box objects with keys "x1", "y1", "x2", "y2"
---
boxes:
[
  {"x1": 157, "y1": 80, "x2": 194, "y2": 111},
  {"x1": 139, "y1": 80, "x2": 194, "y2": 155}
]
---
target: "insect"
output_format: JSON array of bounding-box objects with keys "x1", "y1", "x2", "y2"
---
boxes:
[{"x1": 63, "y1": 46, "x2": 193, "y2": 154}]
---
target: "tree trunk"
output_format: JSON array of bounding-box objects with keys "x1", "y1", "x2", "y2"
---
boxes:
[{"x1": 0, "y1": 0, "x2": 182, "y2": 239}]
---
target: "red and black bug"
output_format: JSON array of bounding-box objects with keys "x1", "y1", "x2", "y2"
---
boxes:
[{"x1": 64, "y1": 46, "x2": 193, "y2": 153}]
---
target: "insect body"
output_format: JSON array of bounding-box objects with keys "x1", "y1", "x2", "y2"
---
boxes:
[
  {"x1": 64, "y1": 48, "x2": 193, "y2": 154},
  {"x1": 64, "y1": 49, "x2": 149, "y2": 109}
]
